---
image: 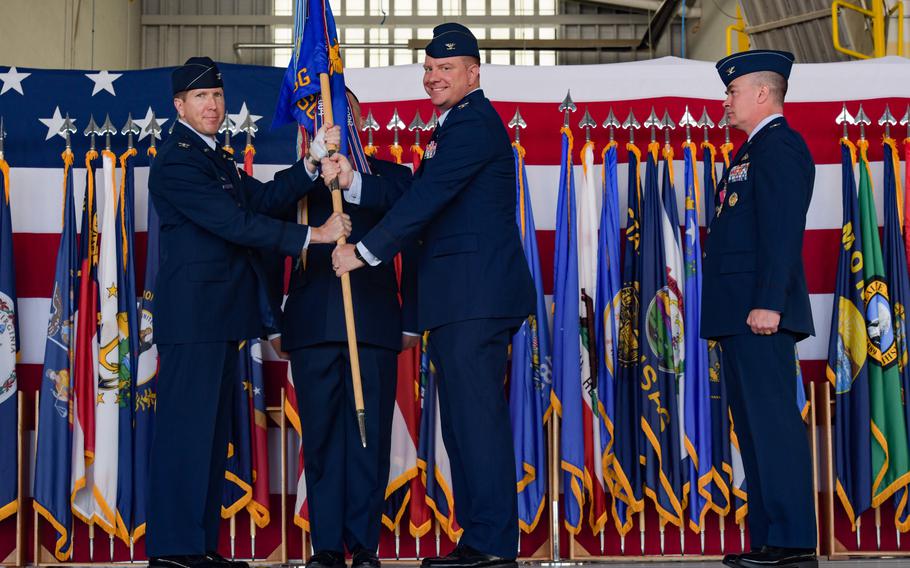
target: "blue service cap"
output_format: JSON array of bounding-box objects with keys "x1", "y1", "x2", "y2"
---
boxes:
[
  {"x1": 171, "y1": 56, "x2": 223, "y2": 95},
  {"x1": 715, "y1": 49, "x2": 795, "y2": 86},
  {"x1": 425, "y1": 23, "x2": 480, "y2": 59}
]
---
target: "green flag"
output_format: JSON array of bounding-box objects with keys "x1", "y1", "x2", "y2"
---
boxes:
[{"x1": 857, "y1": 140, "x2": 910, "y2": 506}]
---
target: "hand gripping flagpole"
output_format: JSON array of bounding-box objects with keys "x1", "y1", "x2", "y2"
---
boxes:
[{"x1": 318, "y1": 73, "x2": 368, "y2": 448}]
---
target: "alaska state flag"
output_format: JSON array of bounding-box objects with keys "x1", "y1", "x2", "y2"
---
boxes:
[
  {"x1": 0, "y1": 148, "x2": 18, "y2": 522},
  {"x1": 509, "y1": 139, "x2": 551, "y2": 533},
  {"x1": 273, "y1": 0, "x2": 349, "y2": 157},
  {"x1": 828, "y1": 139, "x2": 871, "y2": 531},
  {"x1": 33, "y1": 149, "x2": 79, "y2": 560}
]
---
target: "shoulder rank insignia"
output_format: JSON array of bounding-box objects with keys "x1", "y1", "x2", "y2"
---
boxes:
[
  {"x1": 424, "y1": 141, "x2": 437, "y2": 159},
  {"x1": 177, "y1": 141, "x2": 191, "y2": 149},
  {"x1": 770, "y1": 123, "x2": 780, "y2": 129},
  {"x1": 457, "y1": 101, "x2": 469, "y2": 109},
  {"x1": 741, "y1": 153, "x2": 748, "y2": 161}
]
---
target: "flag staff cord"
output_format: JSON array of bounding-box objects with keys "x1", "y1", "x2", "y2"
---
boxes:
[{"x1": 318, "y1": 73, "x2": 368, "y2": 448}]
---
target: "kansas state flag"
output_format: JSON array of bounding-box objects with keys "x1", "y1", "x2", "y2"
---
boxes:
[
  {"x1": 0, "y1": 152, "x2": 18, "y2": 522},
  {"x1": 273, "y1": 0, "x2": 349, "y2": 156}
]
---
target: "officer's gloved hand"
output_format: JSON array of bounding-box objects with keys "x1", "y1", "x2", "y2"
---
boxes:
[{"x1": 309, "y1": 124, "x2": 342, "y2": 163}]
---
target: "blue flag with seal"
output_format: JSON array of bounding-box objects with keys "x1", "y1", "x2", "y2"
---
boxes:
[
  {"x1": 681, "y1": 140, "x2": 712, "y2": 533},
  {"x1": 509, "y1": 138, "x2": 552, "y2": 533},
  {"x1": 882, "y1": 136, "x2": 910, "y2": 530},
  {"x1": 33, "y1": 148, "x2": 79, "y2": 560},
  {"x1": 611, "y1": 142, "x2": 645, "y2": 537},
  {"x1": 273, "y1": 0, "x2": 349, "y2": 157},
  {"x1": 115, "y1": 146, "x2": 141, "y2": 543},
  {"x1": 0, "y1": 148, "x2": 18, "y2": 523},
  {"x1": 551, "y1": 126, "x2": 585, "y2": 534},
  {"x1": 640, "y1": 141, "x2": 686, "y2": 529}
]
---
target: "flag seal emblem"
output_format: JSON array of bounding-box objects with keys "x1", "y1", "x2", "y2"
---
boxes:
[
  {"x1": 0, "y1": 292, "x2": 15, "y2": 405},
  {"x1": 865, "y1": 276, "x2": 898, "y2": 368}
]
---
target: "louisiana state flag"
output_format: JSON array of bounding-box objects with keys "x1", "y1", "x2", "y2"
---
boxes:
[
  {"x1": 610, "y1": 142, "x2": 644, "y2": 536},
  {"x1": 639, "y1": 142, "x2": 686, "y2": 528},
  {"x1": 509, "y1": 139, "x2": 551, "y2": 533},
  {"x1": 0, "y1": 150, "x2": 18, "y2": 522},
  {"x1": 33, "y1": 149, "x2": 79, "y2": 560},
  {"x1": 273, "y1": 0, "x2": 349, "y2": 157},
  {"x1": 551, "y1": 126, "x2": 585, "y2": 533}
]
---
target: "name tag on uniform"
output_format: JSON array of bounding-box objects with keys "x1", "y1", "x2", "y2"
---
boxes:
[
  {"x1": 728, "y1": 162, "x2": 749, "y2": 183},
  {"x1": 424, "y1": 141, "x2": 437, "y2": 159}
]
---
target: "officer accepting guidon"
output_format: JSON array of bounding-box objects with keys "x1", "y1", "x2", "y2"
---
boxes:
[
  {"x1": 331, "y1": 23, "x2": 536, "y2": 568},
  {"x1": 146, "y1": 56, "x2": 350, "y2": 568},
  {"x1": 701, "y1": 50, "x2": 817, "y2": 568}
]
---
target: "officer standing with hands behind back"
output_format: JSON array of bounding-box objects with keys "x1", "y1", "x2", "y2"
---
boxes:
[
  {"x1": 701, "y1": 50, "x2": 817, "y2": 568},
  {"x1": 146, "y1": 56, "x2": 351, "y2": 568}
]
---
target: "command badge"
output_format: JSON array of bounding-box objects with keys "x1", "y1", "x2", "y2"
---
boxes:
[{"x1": 729, "y1": 192, "x2": 738, "y2": 206}]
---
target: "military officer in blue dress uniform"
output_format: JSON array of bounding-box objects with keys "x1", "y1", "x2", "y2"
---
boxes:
[
  {"x1": 275, "y1": 89, "x2": 417, "y2": 568},
  {"x1": 146, "y1": 56, "x2": 351, "y2": 568},
  {"x1": 701, "y1": 50, "x2": 817, "y2": 568},
  {"x1": 332, "y1": 23, "x2": 535, "y2": 568}
]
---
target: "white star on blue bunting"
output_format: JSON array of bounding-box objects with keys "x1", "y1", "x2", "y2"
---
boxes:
[
  {"x1": 0, "y1": 67, "x2": 31, "y2": 96},
  {"x1": 85, "y1": 70, "x2": 122, "y2": 96}
]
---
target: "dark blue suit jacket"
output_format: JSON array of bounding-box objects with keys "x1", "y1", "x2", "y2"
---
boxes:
[
  {"x1": 279, "y1": 156, "x2": 416, "y2": 352},
  {"x1": 149, "y1": 121, "x2": 315, "y2": 344},
  {"x1": 360, "y1": 90, "x2": 534, "y2": 331},
  {"x1": 701, "y1": 116, "x2": 815, "y2": 340}
]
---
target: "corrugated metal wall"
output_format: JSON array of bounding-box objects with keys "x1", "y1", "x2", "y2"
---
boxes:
[{"x1": 142, "y1": 0, "x2": 276, "y2": 68}]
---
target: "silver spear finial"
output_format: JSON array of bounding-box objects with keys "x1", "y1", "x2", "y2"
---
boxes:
[
  {"x1": 718, "y1": 114, "x2": 731, "y2": 144},
  {"x1": 678, "y1": 105, "x2": 697, "y2": 142},
  {"x1": 84, "y1": 115, "x2": 100, "y2": 152},
  {"x1": 408, "y1": 111, "x2": 426, "y2": 147},
  {"x1": 61, "y1": 113, "x2": 78, "y2": 151},
  {"x1": 509, "y1": 108, "x2": 527, "y2": 143},
  {"x1": 855, "y1": 104, "x2": 871, "y2": 140},
  {"x1": 99, "y1": 114, "x2": 117, "y2": 151},
  {"x1": 578, "y1": 107, "x2": 596, "y2": 142},
  {"x1": 219, "y1": 114, "x2": 235, "y2": 150},
  {"x1": 386, "y1": 108, "x2": 405, "y2": 146},
  {"x1": 238, "y1": 114, "x2": 258, "y2": 149},
  {"x1": 602, "y1": 108, "x2": 620, "y2": 142},
  {"x1": 559, "y1": 90, "x2": 576, "y2": 128},
  {"x1": 362, "y1": 109, "x2": 379, "y2": 147},
  {"x1": 121, "y1": 113, "x2": 140, "y2": 150},
  {"x1": 697, "y1": 107, "x2": 715, "y2": 144},
  {"x1": 900, "y1": 105, "x2": 910, "y2": 140},
  {"x1": 644, "y1": 107, "x2": 660, "y2": 143},
  {"x1": 878, "y1": 104, "x2": 896, "y2": 139},
  {"x1": 622, "y1": 110, "x2": 641, "y2": 145}
]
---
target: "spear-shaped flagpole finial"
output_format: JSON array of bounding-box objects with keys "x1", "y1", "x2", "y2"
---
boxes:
[
  {"x1": 718, "y1": 113, "x2": 731, "y2": 144},
  {"x1": 219, "y1": 114, "x2": 235, "y2": 150},
  {"x1": 99, "y1": 114, "x2": 117, "y2": 151},
  {"x1": 425, "y1": 110, "x2": 439, "y2": 132},
  {"x1": 121, "y1": 113, "x2": 140, "y2": 151},
  {"x1": 622, "y1": 109, "x2": 641, "y2": 144},
  {"x1": 602, "y1": 107, "x2": 620, "y2": 142},
  {"x1": 559, "y1": 90, "x2": 576, "y2": 128},
  {"x1": 144, "y1": 111, "x2": 164, "y2": 150},
  {"x1": 659, "y1": 109, "x2": 676, "y2": 146},
  {"x1": 61, "y1": 113, "x2": 78, "y2": 150},
  {"x1": 509, "y1": 108, "x2": 527, "y2": 143},
  {"x1": 678, "y1": 105, "x2": 697, "y2": 142},
  {"x1": 386, "y1": 108, "x2": 405, "y2": 146},
  {"x1": 362, "y1": 109, "x2": 379, "y2": 147},
  {"x1": 697, "y1": 107, "x2": 715, "y2": 144},
  {"x1": 900, "y1": 105, "x2": 910, "y2": 140},
  {"x1": 238, "y1": 114, "x2": 258, "y2": 149},
  {"x1": 578, "y1": 107, "x2": 596, "y2": 142},
  {"x1": 84, "y1": 115, "x2": 100, "y2": 152},
  {"x1": 408, "y1": 111, "x2": 426, "y2": 147},
  {"x1": 855, "y1": 104, "x2": 871, "y2": 140},
  {"x1": 878, "y1": 103, "x2": 896, "y2": 139},
  {"x1": 644, "y1": 106, "x2": 660, "y2": 143}
]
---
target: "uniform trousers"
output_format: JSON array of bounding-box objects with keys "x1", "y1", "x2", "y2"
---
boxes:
[
  {"x1": 426, "y1": 318, "x2": 523, "y2": 559},
  {"x1": 719, "y1": 332, "x2": 816, "y2": 550},
  {"x1": 290, "y1": 343, "x2": 397, "y2": 554},
  {"x1": 147, "y1": 342, "x2": 238, "y2": 557}
]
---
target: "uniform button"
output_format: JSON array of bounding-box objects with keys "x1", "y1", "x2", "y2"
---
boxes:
[
  {"x1": 702, "y1": 251, "x2": 707, "y2": 259},
  {"x1": 706, "y1": 227, "x2": 711, "y2": 234}
]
